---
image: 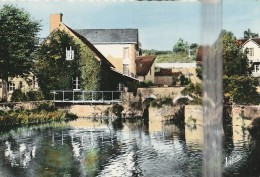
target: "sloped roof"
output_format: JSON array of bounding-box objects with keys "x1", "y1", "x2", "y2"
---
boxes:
[
  {"x1": 65, "y1": 25, "x2": 114, "y2": 68},
  {"x1": 74, "y1": 29, "x2": 138, "y2": 44},
  {"x1": 237, "y1": 38, "x2": 260, "y2": 46},
  {"x1": 136, "y1": 56, "x2": 156, "y2": 76}
]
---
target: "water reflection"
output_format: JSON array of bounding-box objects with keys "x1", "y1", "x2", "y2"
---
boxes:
[{"x1": 0, "y1": 117, "x2": 259, "y2": 176}]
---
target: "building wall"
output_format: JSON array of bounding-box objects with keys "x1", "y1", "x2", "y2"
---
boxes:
[
  {"x1": 243, "y1": 41, "x2": 260, "y2": 62},
  {"x1": 94, "y1": 44, "x2": 136, "y2": 76},
  {"x1": 0, "y1": 76, "x2": 38, "y2": 101},
  {"x1": 154, "y1": 76, "x2": 173, "y2": 86}
]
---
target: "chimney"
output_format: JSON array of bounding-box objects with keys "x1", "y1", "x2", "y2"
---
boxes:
[{"x1": 50, "y1": 13, "x2": 63, "y2": 32}]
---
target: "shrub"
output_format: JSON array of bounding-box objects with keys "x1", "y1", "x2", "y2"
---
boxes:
[
  {"x1": 27, "y1": 90, "x2": 44, "y2": 101},
  {"x1": 144, "y1": 80, "x2": 153, "y2": 87},
  {"x1": 179, "y1": 74, "x2": 190, "y2": 86},
  {"x1": 111, "y1": 104, "x2": 124, "y2": 118},
  {"x1": 11, "y1": 89, "x2": 27, "y2": 102}
]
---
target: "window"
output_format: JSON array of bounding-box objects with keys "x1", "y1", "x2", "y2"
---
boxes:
[
  {"x1": 248, "y1": 48, "x2": 254, "y2": 57},
  {"x1": 117, "y1": 83, "x2": 124, "y2": 91},
  {"x1": 254, "y1": 64, "x2": 260, "y2": 72},
  {"x1": 123, "y1": 64, "x2": 129, "y2": 75},
  {"x1": 73, "y1": 77, "x2": 80, "y2": 90},
  {"x1": 32, "y1": 76, "x2": 39, "y2": 89},
  {"x1": 123, "y1": 47, "x2": 129, "y2": 59},
  {"x1": 66, "y1": 46, "x2": 74, "y2": 60},
  {"x1": 19, "y1": 81, "x2": 24, "y2": 89},
  {"x1": 8, "y1": 82, "x2": 15, "y2": 93}
]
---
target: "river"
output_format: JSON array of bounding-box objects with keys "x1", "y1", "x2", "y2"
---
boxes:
[{"x1": 0, "y1": 117, "x2": 259, "y2": 177}]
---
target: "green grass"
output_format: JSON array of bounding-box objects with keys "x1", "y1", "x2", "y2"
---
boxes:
[{"x1": 155, "y1": 53, "x2": 196, "y2": 63}]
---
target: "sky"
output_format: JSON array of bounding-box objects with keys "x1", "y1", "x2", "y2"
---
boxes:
[{"x1": 3, "y1": 0, "x2": 260, "y2": 50}]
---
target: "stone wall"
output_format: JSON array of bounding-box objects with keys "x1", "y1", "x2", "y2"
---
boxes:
[
  {"x1": 149, "y1": 105, "x2": 183, "y2": 121},
  {"x1": 184, "y1": 105, "x2": 203, "y2": 126}
]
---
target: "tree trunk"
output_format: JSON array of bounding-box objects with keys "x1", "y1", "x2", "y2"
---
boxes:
[{"x1": 1, "y1": 77, "x2": 8, "y2": 102}]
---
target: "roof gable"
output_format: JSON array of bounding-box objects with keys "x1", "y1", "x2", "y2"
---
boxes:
[
  {"x1": 136, "y1": 56, "x2": 156, "y2": 76},
  {"x1": 74, "y1": 29, "x2": 138, "y2": 44},
  {"x1": 64, "y1": 25, "x2": 114, "y2": 68},
  {"x1": 238, "y1": 38, "x2": 260, "y2": 47}
]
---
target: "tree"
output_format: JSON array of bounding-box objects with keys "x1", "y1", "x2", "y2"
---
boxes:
[
  {"x1": 222, "y1": 30, "x2": 259, "y2": 104},
  {"x1": 173, "y1": 38, "x2": 189, "y2": 54},
  {"x1": 244, "y1": 28, "x2": 259, "y2": 39},
  {"x1": 222, "y1": 30, "x2": 250, "y2": 77},
  {"x1": 0, "y1": 5, "x2": 41, "y2": 101}
]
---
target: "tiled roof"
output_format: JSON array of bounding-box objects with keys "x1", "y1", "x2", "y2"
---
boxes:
[
  {"x1": 74, "y1": 29, "x2": 138, "y2": 44},
  {"x1": 237, "y1": 38, "x2": 260, "y2": 46},
  {"x1": 65, "y1": 25, "x2": 114, "y2": 68},
  {"x1": 136, "y1": 56, "x2": 156, "y2": 76}
]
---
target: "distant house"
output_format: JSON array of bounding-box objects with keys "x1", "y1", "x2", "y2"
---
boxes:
[
  {"x1": 136, "y1": 56, "x2": 156, "y2": 83},
  {"x1": 238, "y1": 38, "x2": 260, "y2": 77},
  {"x1": 74, "y1": 29, "x2": 139, "y2": 77}
]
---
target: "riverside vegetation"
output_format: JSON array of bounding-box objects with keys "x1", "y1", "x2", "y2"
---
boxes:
[{"x1": 0, "y1": 102, "x2": 77, "y2": 126}]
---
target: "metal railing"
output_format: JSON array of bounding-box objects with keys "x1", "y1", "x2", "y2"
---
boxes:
[{"x1": 50, "y1": 90, "x2": 122, "y2": 103}]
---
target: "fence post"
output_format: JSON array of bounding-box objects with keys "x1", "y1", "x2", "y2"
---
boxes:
[
  {"x1": 63, "y1": 91, "x2": 64, "y2": 101},
  {"x1": 83, "y1": 91, "x2": 84, "y2": 101},
  {"x1": 112, "y1": 91, "x2": 114, "y2": 103},
  {"x1": 92, "y1": 91, "x2": 93, "y2": 101},
  {"x1": 73, "y1": 91, "x2": 74, "y2": 102}
]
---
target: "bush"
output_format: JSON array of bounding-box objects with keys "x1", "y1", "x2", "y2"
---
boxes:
[
  {"x1": 11, "y1": 89, "x2": 27, "y2": 102},
  {"x1": 27, "y1": 90, "x2": 44, "y2": 101},
  {"x1": 179, "y1": 74, "x2": 190, "y2": 86},
  {"x1": 144, "y1": 80, "x2": 153, "y2": 87},
  {"x1": 111, "y1": 104, "x2": 124, "y2": 118}
]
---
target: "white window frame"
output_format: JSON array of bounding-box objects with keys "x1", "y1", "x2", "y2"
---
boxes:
[
  {"x1": 73, "y1": 77, "x2": 80, "y2": 90},
  {"x1": 248, "y1": 48, "x2": 254, "y2": 57},
  {"x1": 8, "y1": 82, "x2": 15, "y2": 93},
  {"x1": 66, "y1": 46, "x2": 75, "y2": 60}
]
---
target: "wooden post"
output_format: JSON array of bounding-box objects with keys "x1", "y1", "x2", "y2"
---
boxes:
[
  {"x1": 112, "y1": 91, "x2": 114, "y2": 103},
  {"x1": 82, "y1": 91, "x2": 84, "y2": 101},
  {"x1": 73, "y1": 91, "x2": 74, "y2": 102},
  {"x1": 102, "y1": 91, "x2": 104, "y2": 102},
  {"x1": 63, "y1": 91, "x2": 64, "y2": 101},
  {"x1": 92, "y1": 91, "x2": 93, "y2": 101}
]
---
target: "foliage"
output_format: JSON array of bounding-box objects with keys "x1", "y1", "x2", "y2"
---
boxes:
[
  {"x1": 144, "y1": 80, "x2": 153, "y2": 87},
  {"x1": 111, "y1": 104, "x2": 124, "y2": 118},
  {"x1": 0, "y1": 102, "x2": 78, "y2": 126},
  {"x1": 179, "y1": 74, "x2": 190, "y2": 86},
  {"x1": 75, "y1": 38, "x2": 101, "y2": 91},
  {"x1": 142, "y1": 49, "x2": 172, "y2": 56},
  {"x1": 196, "y1": 62, "x2": 202, "y2": 80},
  {"x1": 181, "y1": 83, "x2": 202, "y2": 105},
  {"x1": 27, "y1": 90, "x2": 44, "y2": 101},
  {"x1": 222, "y1": 30, "x2": 250, "y2": 77},
  {"x1": 223, "y1": 75, "x2": 259, "y2": 104},
  {"x1": 35, "y1": 30, "x2": 102, "y2": 99},
  {"x1": 150, "y1": 97, "x2": 173, "y2": 108},
  {"x1": 0, "y1": 5, "x2": 41, "y2": 101},
  {"x1": 172, "y1": 75, "x2": 178, "y2": 86},
  {"x1": 173, "y1": 38, "x2": 189, "y2": 54},
  {"x1": 11, "y1": 89, "x2": 27, "y2": 102},
  {"x1": 222, "y1": 30, "x2": 258, "y2": 104},
  {"x1": 244, "y1": 28, "x2": 259, "y2": 39}
]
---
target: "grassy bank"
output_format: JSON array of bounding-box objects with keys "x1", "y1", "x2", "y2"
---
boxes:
[{"x1": 0, "y1": 103, "x2": 77, "y2": 126}]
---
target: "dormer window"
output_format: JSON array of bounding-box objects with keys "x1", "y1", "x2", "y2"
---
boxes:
[{"x1": 66, "y1": 46, "x2": 74, "y2": 60}]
